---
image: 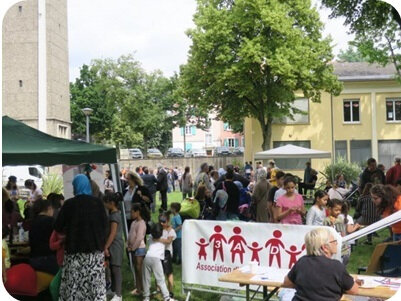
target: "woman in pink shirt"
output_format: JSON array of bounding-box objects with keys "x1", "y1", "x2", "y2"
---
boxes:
[
  {"x1": 127, "y1": 203, "x2": 149, "y2": 296},
  {"x1": 276, "y1": 176, "x2": 305, "y2": 224}
]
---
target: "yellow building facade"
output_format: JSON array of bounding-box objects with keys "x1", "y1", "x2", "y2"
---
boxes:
[{"x1": 244, "y1": 63, "x2": 401, "y2": 177}]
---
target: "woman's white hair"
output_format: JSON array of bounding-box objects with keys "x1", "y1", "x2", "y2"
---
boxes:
[{"x1": 304, "y1": 228, "x2": 332, "y2": 256}]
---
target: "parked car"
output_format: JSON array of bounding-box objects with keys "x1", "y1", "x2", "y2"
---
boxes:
[
  {"x1": 187, "y1": 148, "x2": 207, "y2": 158},
  {"x1": 166, "y1": 148, "x2": 184, "y2": 158},
  {"x1": 215, "y1": 146, "x2": 232, "y2": 156},
  {"x1": 128, "y1": 148, "x2": 143, "y2": 159},
  {"x1": 147, "y1": 148, "x2": 163, "y2": 158},
  {"x1": 232, "y1": 146, "x2": 244, "y2": 156}
]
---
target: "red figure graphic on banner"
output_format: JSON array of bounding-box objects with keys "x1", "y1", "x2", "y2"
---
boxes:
[
  {"x1": 285, "y1": 244, "x2": 305, "y2": 268},
  {"x1": 209, "y1": 225, "x2": 227, "y2": 261},
  {"x1": 247, "y1": 242, "x2": 263, "y2": 264},
  {"x1": 264, "y1": 230, "x2": 285, "y2": 268},
  {"x1": 228, "y1": 227, "x2": 247, "y2": 264},
  {"x1": 195, "y1": 238, "x2": 210, "y2": 260}
]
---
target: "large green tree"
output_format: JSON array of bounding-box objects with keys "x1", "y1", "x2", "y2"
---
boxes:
[
  {"x1": 70, "y1": 55, "x2": 181, "y2": 153},
  {"x1": 322, "y1": 0, "x2": 401, "y2": 79},
  {"x1": 180, "y1": 0, "x2": 342, "y2": 150}
]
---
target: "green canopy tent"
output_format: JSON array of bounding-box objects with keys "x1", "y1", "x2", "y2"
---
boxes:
[{"x1": 2, "y1": 116, "x2": 116, "y2": 166}]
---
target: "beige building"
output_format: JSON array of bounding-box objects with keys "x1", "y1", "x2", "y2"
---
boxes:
[
  {"x1": 2, "y1": 0, "x2": 71, "y2": 138},
  {"x1": 244, "y1": 62, "x2": 401, "y2": 176}
]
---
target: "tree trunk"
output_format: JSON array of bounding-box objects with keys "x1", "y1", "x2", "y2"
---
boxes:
[
  {"x1": 258, "y1": 117, "x2": 272, "y2": 151},
  {"x1": 143, "y1": 138, "x2": 148, "y2": 159}
]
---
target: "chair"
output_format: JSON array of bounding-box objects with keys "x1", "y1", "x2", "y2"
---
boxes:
[{"x1": 358, "y1": 241, "x2": 401, "y2": 277}]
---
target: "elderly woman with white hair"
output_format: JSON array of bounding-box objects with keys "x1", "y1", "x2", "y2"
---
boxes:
[
  {"x1": 252, "y1": 168, "x2": 271, "y2": 222},
  {"x1": 283, "y1": 228, "x2": 359, "y2": 300}
]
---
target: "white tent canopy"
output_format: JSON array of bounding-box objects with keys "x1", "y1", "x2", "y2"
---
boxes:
[{"x1": 254, "y1": 144, "x2": 331, "y2": 160}]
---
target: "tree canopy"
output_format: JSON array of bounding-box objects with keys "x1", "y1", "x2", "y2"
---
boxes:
[
  {"x1": 337, "y1": 45, "x2": 370, "y2": 62},
  {"x1": 70, "y1": 55, "x2": 186, "y2": 154},
  {"x1": 322, "y1": 0, "x2": 401, "y2": 79},
  {"x1": 180, "y1": 0, "x2": 342, "y2": 150}
]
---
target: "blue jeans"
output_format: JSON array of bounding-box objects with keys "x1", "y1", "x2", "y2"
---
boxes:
[
  {"x1": 393, "y1": 233, "x2": 401, "y2": 241},
  {"x1": 172, "y1": 238, "x2": 182, "y2": 264}
]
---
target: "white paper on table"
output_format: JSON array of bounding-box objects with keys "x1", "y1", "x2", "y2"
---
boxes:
[
  {"x1": 357, "y1": 276, "x2": 401, "y2": 289},
  {"x1": 249, "y1": 267, "x2": 290, "y2": 283}
]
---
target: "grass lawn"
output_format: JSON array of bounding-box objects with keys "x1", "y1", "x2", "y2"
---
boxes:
[{"x1": 120, "y1": 192, "x2": 386, "y2": 301}]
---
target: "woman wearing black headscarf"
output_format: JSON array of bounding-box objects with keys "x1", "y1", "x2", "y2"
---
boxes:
[{"x1": 54, "y1": 174, "x2": 108, "y2": 300}]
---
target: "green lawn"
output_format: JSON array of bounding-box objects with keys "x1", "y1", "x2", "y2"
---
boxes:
[{"x1": 120, "y1": 192, "x2": 385, "y2": 301}]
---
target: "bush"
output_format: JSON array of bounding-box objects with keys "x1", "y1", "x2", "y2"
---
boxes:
[
  {"x1": 42, "y1": 174, "x2": 64, "y2": 197},
  {"x1": 323, "y1": 157, "x2": 361, "y2": 184}
]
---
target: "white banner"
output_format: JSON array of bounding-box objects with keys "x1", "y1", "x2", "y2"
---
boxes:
[
  {"x1": 343, "y1": 211, "x2": 401, "y2": 243},
  {"x1": 182, "y1": 220, "x2": 342, "y2": 289}
]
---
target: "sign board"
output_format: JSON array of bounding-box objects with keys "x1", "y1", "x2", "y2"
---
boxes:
[
  {"x1": 62, "y1": 164, "x2": 104, "y2": 199},
  {"x1": 182, "y1": 220, "x2": 342, "y2": 290}
]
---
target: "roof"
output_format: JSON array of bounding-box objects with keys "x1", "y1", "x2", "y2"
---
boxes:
[
  {"x1": 254, "y1": 144, "x2": 331, "y2": 160},
  {"x1": 2, "y1": 116, "x2": 117, "y2": 166},
  {"x1": 333, "y1": 62, "x2": 397, "y2": 81}
]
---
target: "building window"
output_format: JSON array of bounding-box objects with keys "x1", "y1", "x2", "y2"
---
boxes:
[
  {"x1": 335, "y1": 140, "x2": 348, "y2": 161},
  {"x1": 386, "y1": 98, "x2": 401, "y2": 121},
  {"x1": 58, "y1": 125, "x2": 68, "y2": 138},
  {"x1": 223, "y1": 123, "x2": 232, "y2": 131},
  {"x1": 350, "y1": 140, "x2": 371, "y2": 165},
  {"x1": 228, "y1": 138, "x2": 235, "y2": 147},
  {"x1": 205, "y1": 133, "x2": 212, "y2": 145},
  {"x1": 343, "y1": 99, "x2": 360, "y2": 123},
  {"x1": 18, "y1": 6, "x2": 22, "y2": 13},
  {"x1": 19, "y1": 80, "x2": 23, "y2": 87},
  {"x1": 273, "y1": 140, "x2": 311, "y2": 169},
  {"x1": 378, "y1": 140, "x2": 401, "y2": 170},
  {"x1": 273, "y1": 98, "x2": 309, "y2": 124},
  {"x1": 185, "y1": 126, "x2": 192, "y2": 135}
]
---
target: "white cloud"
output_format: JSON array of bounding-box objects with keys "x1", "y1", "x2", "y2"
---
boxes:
[{"x1": 68, "y1": 0, "x2": 353, "y2": 81}]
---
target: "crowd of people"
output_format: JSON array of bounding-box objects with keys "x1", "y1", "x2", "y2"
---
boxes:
[{"x1": 1, "y1": 156, "x2": 400, "y2": 300}]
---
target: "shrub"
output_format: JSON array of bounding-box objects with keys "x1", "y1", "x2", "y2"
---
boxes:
[
  {"x1": 323, "y1": 157, "x2": 361, "y2": 184},
  {"x1": 41, "y1": 174, "x2": 64, "y2": 197}
]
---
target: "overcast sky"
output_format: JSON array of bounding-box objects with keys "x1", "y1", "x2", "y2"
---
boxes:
[{"x1": 67, "y1": 0, "x2": 354, "y2": 82}]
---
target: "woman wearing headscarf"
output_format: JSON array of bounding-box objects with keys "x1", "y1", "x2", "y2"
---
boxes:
[
  {"x1": 54, "y1": 174, "x2": 108, "y2": 301},
  {"x1": 252, "y1": 169, "x2": 271, "y2": 222}
]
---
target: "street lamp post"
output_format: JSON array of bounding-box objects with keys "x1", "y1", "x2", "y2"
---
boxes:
[{"x1": 81, "y1": 107, "x2": 93, "y2": 143}]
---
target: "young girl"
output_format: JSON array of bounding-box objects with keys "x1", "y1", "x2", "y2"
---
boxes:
[
  {"x1": 159, "y1": 211, "x2": 176, "y2": 298},
  {"x1": 127, "y1": 203, "x2": 150, "y2": 296},
  {"x1": 306, "y1": 190, "x2": 328, "y2": 226},
  {"x1": 103, "y1": 192, "x2": 124, "y2": 301},
  {"x1": 142, "y1": 223, "x2": 175, "y2": 301},
  {"x1": 275, "y1": 176, "x2": 305, "y2": 224},
  {"x1": 170, "y1": 203, "x2": 182, "y2": 264},
  {"x1": 339, "y1": 202, "x2": 361, "y2": 249}
]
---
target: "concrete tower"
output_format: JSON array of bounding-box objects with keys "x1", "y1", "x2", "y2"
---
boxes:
[{"x1": 2, "y1": 0, "x2": 71, "y2": 138}]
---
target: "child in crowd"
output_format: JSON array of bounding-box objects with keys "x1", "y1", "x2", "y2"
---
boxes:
[
  {"x1": 103, "y1": 192, "x2": 124, "y2": 301},
  {"x1": 127, "y1": 203, "x2": 150, "y2": 296},
  {"x1": 170, "y1": 203, "x2": 182, "y2": 265},
  {"x1": 275, "y1": 176, "x2": 305, "y2": 224},
  {"x1": 339, "y1": 202, "x2": 361, "y2": 249},
  {"x1": 323, "y1": 199, "x2": 358, "y2": 265},
  {"x1": 159, "y1": 211, "x2": 177, "y2": 298},
  {"x1": 306, "y1": 190, "x2": 328, "y2": 226},
  {"x1": 142, "y1": 223, "x2": 176, "y2": 301}
]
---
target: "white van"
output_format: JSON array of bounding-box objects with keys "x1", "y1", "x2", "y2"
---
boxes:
[{"x1": 2, "y1": 165, "x2": 44, "y2": 189}]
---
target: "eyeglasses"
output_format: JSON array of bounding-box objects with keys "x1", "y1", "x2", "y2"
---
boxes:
[{"x1": 329, "y1": 239, "x2": 338, "y2": 245}]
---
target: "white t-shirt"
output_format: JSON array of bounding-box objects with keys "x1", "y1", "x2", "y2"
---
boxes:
[
  {"x1": 162, "y1": 228, "x2": 176, "y2": 254},
  {"x1": 328, "y1": 187, "x2": 350, "y2": 200},
  {"x1": 339, "y1": 214, "x2": 355, "y2": 244},
  {"x1": 306, "y1": 205, "x2": 326, "y2": 226},
  {"x1": 274, "y1": 188, "x2": 299, "y2": 202},
  {"x1": 146, "y1": 237, "x2": 165, "y2": 260}
]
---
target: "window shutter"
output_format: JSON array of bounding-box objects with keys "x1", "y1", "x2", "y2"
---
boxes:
[
  {"x1": 191, "y1": 126, "x2": 196, "y2": 135},
  {"x1": 224, "y1": 139, "x2": 228, "y2": 146},
  {"x1": 234, "y1": 139, "x2": 239, "y2": 147},
  {"x1": 180, "y1": 127, "x2": 184, "y2": 136},
  {"x1": 223, "y1": 123, "x2": 228, "y2": 130}
]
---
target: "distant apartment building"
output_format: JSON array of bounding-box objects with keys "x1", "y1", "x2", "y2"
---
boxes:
[
  {"x1": 244, "y1": 62, "x2": 401, "y2": 174},
  {"x1": 172, "y1": 113, "x2": 244, "y2": 155},
  {"x1": 2, "y1": 0, "x2": 71, "y2": 138}
]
